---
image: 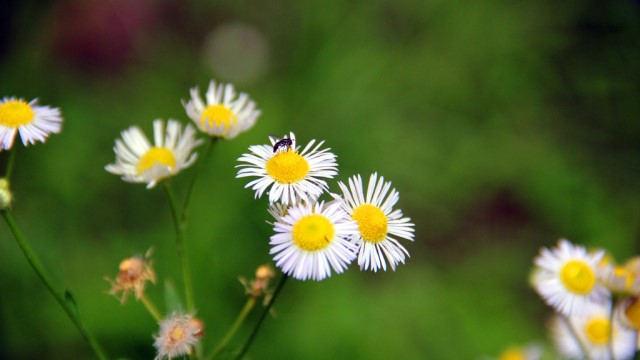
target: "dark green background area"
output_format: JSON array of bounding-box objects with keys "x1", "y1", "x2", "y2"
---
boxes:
[{"x1": 1, "y1": 0, "x2": 640, "y2": 359}]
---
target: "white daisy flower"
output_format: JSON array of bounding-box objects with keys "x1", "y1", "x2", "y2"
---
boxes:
[
  {"x1": 598, "y1": 256, "x2": 640, "y2": 297},
  {"x1": 182, "y1": 80, "x2": 260, "y2": 139},
  {"x1": 552, "y1": 301, "x2": 637, "y2": 360},
  {"x1": 532, "y1": 239, "x2": 610, "y2": 317},
  {"x1": 270, "y1": 200, "x2": 359, "y2": 281},
  {"x1": 237, "y1": 132, "x2": 338, "y2": 205},
  {"x1": 337, "y1": 173, "x2": 415, "y2": 272},
  {"x1": 0, "y1": 97, "x2": 62, "y2": 150},
  {"x1": 105, "y1": 119, "x2": 202, "y2": 188},
  {"x1": 617, "y1": 296, "x2": 640, "y2": 331},
  {"x1": 153, "y1": 312, "x2": 203, "y2": 360}
]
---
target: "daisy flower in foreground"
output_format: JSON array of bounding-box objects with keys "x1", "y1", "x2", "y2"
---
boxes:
[
  {"x1": 0, "y1": 97, "x2": 62, "y2": 150},
  {"x1": 552, "y1": 301, "x2": 637, "y2": 360},
  {"x1": 237, "y1": 132, "x2": 338, "y2": 205},
  {"x1": 105, "y1": 119, "x2": 202, "y2": 188},
  {"x1": 532, "y1": 239, "x2": 609, "y2": 317},
  {"x1": 183, "y1": 80, "x2": 260, "y2": 139},
  {"x1": 270, "y1": 200, "x2": 359, "y2": 281},
  {"x1": 337, "y1": 173, "x2": 415, "y2": 272},
  {"x1": 153, "y1": 312, "x2": 203, "y2": 360}
]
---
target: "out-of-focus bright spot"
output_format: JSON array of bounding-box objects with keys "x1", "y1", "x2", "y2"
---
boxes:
[{"x1": 202, "y1": 23, "x2": 269, "y2": 83}]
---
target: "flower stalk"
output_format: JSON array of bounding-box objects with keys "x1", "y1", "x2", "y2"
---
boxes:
[
  {"x1": 2, "y1": 209, "x2": 108, "y2": 360},
  {"x1": 162, "y1": 181, "x2": 195, "y2": 312},
  {"x1": 234, "y1": 274, "x2": 289, "y2": 360}
]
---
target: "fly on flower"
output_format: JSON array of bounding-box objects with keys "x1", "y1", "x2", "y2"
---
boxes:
[
  {"x1": 236, "y1": 132, "x2": 338, "y2": 205},
  {"x1": 271, "y1": 136, "x2": 294, "y2": 153}
]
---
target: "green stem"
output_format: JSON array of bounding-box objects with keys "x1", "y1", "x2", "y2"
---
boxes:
[
  {"x1": 162, "y1": 181, "x2": 194, "y2": 312},
  {"x1": 561, "y1": 315, "x2": 591, "y2": 360},
  {"x1": 181, "y1": 137, "x2": 217, "y2": 224},
  {"x1": 207, "y1": 297, "x2": 258, "y2": 360},
  {"x1": 2, "y1": 210, "x2": 108, "y2": 360},
  {"x1": 234, "y1": 275, "x2": 289, "y2": 360},
  {"x1": 141, "y1": 294, "x2": 162, "y2": 322},
  {"x1": 4, "y1": 145, "x2": 17, "y2": 180}
]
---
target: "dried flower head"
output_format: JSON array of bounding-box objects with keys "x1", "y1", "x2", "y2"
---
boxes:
[
  {"x1": 240, "y1": 265, "x2": 276, "y2": 298},
  {"x1": 153, "y1": 313, "x2": 203, "y2": 360},
  {"x1": 105, "y1": 252, "x2": 156, "y2": 303}
]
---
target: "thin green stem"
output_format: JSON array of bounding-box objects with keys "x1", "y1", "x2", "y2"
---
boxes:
[
  {"x1": 234, "y1": 275, "x2": 289, "y2": 360},
  {"x1": 4, "y1": 145, "x2": 17, "y2": 180},
  {"x1": 207, "y1": 297, "x2": 258, "y2": 360},
  {"x1": 181, "y1": 137, "x2": 217, "y2": 224},
  {"x1": 562, "y1": 315, "x2": 591, "y2": 360},
  {"x1": 141, "y1": 294, "x2": 162, "y2": 322},
  {"x1": 2, "y1": 210, "x2": 108, "y2": 360},
  {"x1": 609, "y1": 298, "x2": 617, "y2": 360},
  {"x1": 162, "y1": 181, "x2": 195, "y2": 312}
]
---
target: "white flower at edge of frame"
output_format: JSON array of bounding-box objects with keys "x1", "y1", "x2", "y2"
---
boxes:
[
  {"x1": 270, "y1": 200, "x2": 359, "y2": 281},
  {"x1": 532, "y1": 239, "x2": 610, "y2": 317},
  {"x1": 0, "y1": 97, "x2": 62, "y2": 150},
  {"x1": 337, "y1": 173, "x2": 415, "y2": 272},
  {"x1": 105, "y1": 119, "x2": 203, "y2": 189},
  {"x1": 552, "y1": 301, "x2": 637, "y2": 360},
  {"x1": 236, "y1": 132, "x2": 339, "y2": 205},
  {"x1": 183, "y1": 80, "x2": 260, "y2": 139}
]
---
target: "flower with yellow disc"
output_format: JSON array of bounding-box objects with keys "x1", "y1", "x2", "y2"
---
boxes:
[
  {"x1": 183, "y1": 80, "x2": 260, "y2": 139},
  {"x1": 0, "y1": 97, "x2": 62, "y2": 150},
  {"x1": 105, "y1": 119, "x2": 202, "y2": 188},
  {"x1": 532, "y1": 239, "x2": 610, "y2": 317},
  {"x1": 237, "y1": 132, "x2": 338, "y2": 205}
]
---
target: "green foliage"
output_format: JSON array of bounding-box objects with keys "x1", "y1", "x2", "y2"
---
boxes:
[{"x1": 1, "y1": 0, "x2": 639, "y2": 358}]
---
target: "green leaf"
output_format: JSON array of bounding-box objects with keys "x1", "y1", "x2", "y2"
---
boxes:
[{"x1": 164, "y1": 279, "x2": 184, "y2": 313}]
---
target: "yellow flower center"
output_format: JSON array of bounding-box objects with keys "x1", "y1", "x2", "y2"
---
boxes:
[
  {"x1": 560, "y1": 260, "x2": 595, "y2": 295},
  {"x1": 137, "y1": 147, "x2": 176, "y2": 175},
  {"x1": 170, "y1": 326, "x2": 186, "y2": 342},
  {"x1": 200, "y1": 105, "x2": 237, "y2": 131},
  {"x1": 585, "y1": 317, "x2": 610, "y2": 345},
  {"x1": 292, "y1": 214, "x2": 334, "y2": 251},
  {"x1": 352, "y1": 204, "x2": 388, "y2": 243},
  {"x1": 0, "y1": 100, "x2": 35, "y2": 128},
  {"x1": 624, "y1": 298, "x2": 640, "y2": 329},
  {"x1": 498, "y1": 348, "x2": 525, "y2": 360},
  {"x1": 266, "y1": 151, "x2": 310, "y2": 184}
]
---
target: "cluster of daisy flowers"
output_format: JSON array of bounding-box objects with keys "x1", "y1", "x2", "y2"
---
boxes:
[
  {"x1": 106, "y1": 80, "x2": 260, "y2": 188},
  {"x1": 528, "y1": 239, "x2": 640, "y2": 359},
  {"x1": 104, "y1": 80, "x2": 261, "y2": 359},
  {"x1": 236, "y1": 132, "x2": 416, "y2": 280}
]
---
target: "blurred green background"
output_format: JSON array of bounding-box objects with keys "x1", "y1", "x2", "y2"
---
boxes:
[{"x1": 1, "y1": 0, "x2": 640, "y2": 359}]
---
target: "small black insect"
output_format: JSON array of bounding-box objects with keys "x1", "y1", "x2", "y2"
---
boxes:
[{"x1": 273, "y1": 138, "x2": 293, "y2": 153}]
